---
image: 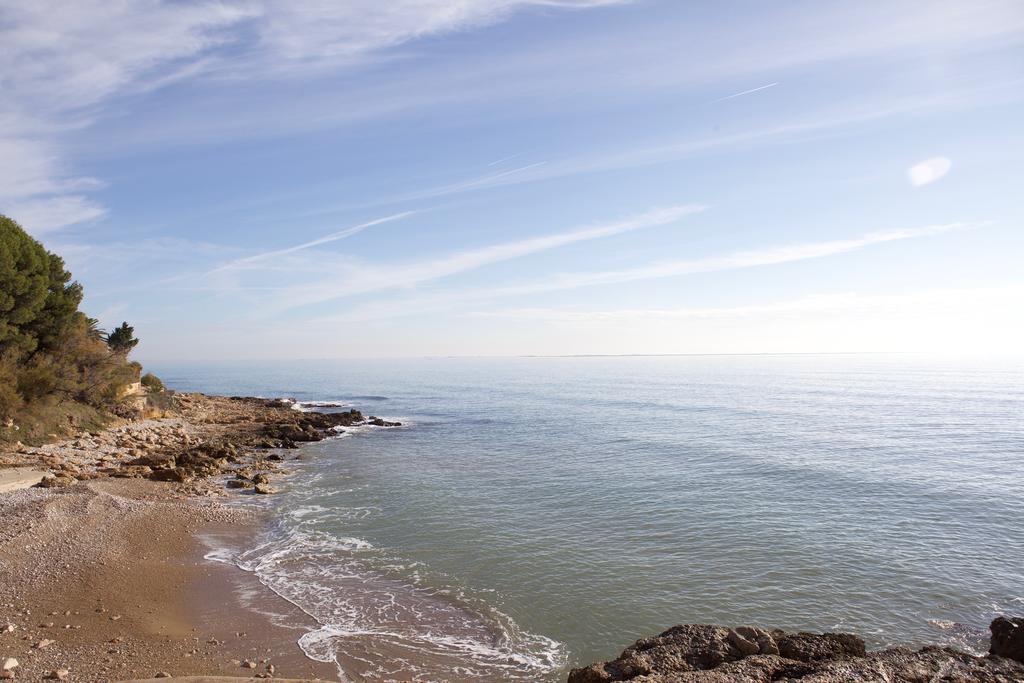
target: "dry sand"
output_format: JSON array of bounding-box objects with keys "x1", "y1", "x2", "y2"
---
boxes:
[{"x1": 0, "y1": 477, "x2": 338, "y2": 683}]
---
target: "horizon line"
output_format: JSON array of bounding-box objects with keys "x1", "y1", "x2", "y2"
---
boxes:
[{"x1": 132, "y1": 350, "x2": 1017, "y2": 364}]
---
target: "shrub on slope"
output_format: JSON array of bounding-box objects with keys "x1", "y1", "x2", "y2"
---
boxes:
[{"x1": 0, "y1": 214, "x2": 155, "y2": 443}]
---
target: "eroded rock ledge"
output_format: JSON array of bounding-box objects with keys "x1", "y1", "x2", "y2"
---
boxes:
[
  {"x1": 0, "y1": 393, "x2": 401, "y2": 496},
  {"x1": 569, "y1": 617, "x2": 1024, "y2": 682}
]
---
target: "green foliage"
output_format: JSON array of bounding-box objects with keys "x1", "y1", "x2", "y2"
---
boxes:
[
  {"x1": 0, "y1": 213, "x2": 154, "y2": 435},
  {"x1": 25, "y1": 251, "x2": 83, "y2": 352},
  {"x1": 0, "y1": 352, "x2": 23, "y2": 419},
  {"x1": 0, "y1": 215, "x2": 51, "y2": 355},
  {"x1": 15, "y1": 355, "x2": 59, "y2": 402},
  {"x1": 141, "y1": 372, "x2": 165, "y2": 393},
  {"x1": 106, "y1": 321, "x2": 139, "y2": 355},
  {"x1": 84, "y1": 317, "x2": 105, "y2": 340}
]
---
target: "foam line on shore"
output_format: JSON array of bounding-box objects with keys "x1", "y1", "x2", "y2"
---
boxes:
[{"x1": 202, "y1": 435, "x2": 566, "y2": 682}]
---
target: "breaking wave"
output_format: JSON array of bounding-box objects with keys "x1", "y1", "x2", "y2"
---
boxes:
[{"x1": 206, "y1": 452, "x2": 565, "y2": 683}]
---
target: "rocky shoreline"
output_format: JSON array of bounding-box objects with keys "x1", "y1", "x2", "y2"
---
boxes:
[
  {"x1": 4, "y1": 394, "x2": 1023, "y2": 682},
  {"x1": 0, "y1": 392, "x2": 402, "y2": 682},
  {"x1": 569, "y1": 619, "x2": 1024, "y2": 682},
  {"x1": 0, "y1": 393, "x2": 400, "y2": 497}
]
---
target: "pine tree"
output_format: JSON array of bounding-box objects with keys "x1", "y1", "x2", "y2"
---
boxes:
[
  {"x1": 0, "y1": 215, "x2": 51, "y2": 355},
  {"x1": 106, "y1": 322, "x2": 139, "y2": 355}
]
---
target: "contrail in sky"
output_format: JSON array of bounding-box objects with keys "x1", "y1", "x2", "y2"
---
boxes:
[
  {"x1": 488, "y1": 153, "x2": 523, "y2": 166},
  {"x1": 207, "y1": 211, "x2": 416, "y2": 274},
  {"x1": 712, "y1": 82, "x2": 780, "y2": 102}
]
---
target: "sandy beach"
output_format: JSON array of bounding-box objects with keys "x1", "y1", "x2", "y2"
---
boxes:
[
  {"x1": 3, "y1": 389, "x2": 1023, "y2": 683},
  {"x1": 0, "y1": 476, "x2": 339, "y2": 682},
  {"x1": 0, "y1": 394, "x2": 396, "y2": 683}
]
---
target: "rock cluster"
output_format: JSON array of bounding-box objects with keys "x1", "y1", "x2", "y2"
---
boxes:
[
  {"x1": 568, "y1": 620, "x2": 1024, "y2": 682},
  {"x1": 0, "y1": 393, "x2": 402, "y2": 497},
  {"x1": 260, "y1": 407, "x2": 367, "y2": 446}
]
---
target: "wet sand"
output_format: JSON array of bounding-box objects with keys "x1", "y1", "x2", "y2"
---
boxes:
[{"x1": 0, "y1": 477, "x2": 338, "y2": 682}]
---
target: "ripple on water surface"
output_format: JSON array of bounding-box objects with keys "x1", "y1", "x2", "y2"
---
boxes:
[{"x1": 161, "y1": 356, "x2": 1024, "y2": 680}]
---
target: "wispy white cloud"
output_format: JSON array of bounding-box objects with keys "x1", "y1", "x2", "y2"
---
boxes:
[
  {"x1": 1, "y1": 196, "x2": 107, "y2": 235},
  {"x1": 213, "y1": 74, "x2": 1021, "y2": 229},
  {"x1": 478, "y1": 222, "x2": 972, "y2": 297},
  {"x1": 412, "y1": 162, "x2": 550, "y2": 199},
  {"x1": 489, "y1": 89, "x2": 1005, "y2": 193},
  {"x1": 0, "y1": 0, "x2": 627, "y2": 234},
  {"x1": 0, "y1": 138, "x2": 92, "y2": 198},
  {"x1": 0, "y1": 3, "x2": 254, "y2": 113},
  {"x1": 163, "y1": 205, "x2": 705, "y2": 307},
  {"x1": 908, "y1": 157, "x2": 953, "y2": 187},
  {"x1": 40, "y1": 235, "x2": 243, "y2": 307},
  {"x1": 53, "y1": 236, "x2": 239, "y2": 277},
  {"x1": 311, "y1": 86, "x2": 1007, "y2": 217},
  {"x1": 0, "y1": 2, "x2": 253, "y2": 234},
  {"x1": 0, "y1": 137, "x2": 108, "y2": 233},
  {"x1": 306, "y1": 221, "x2": 976, "y2": 323},
  {"x1": 0, "y1": 0, "x2": 1016, "y2": 246},
  {"x1": 3, "y1": 1, "x2": 626, "y2": 110},
  {"x1": 253, "y1": 1, "x2": 628, "y2": 68},
  {"x1": 276, "y1": 204, "x2": 706, "y2": 304}
]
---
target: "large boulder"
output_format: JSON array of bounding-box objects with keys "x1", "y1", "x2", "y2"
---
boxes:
[
  {"x1": 568, "y1": 621, "x2": 1024, "y2": 683},
  {"x1": 148, "y1": 468, "x2": 191, "y2": 483},
  {"x1": 991, "y1": 616, "x2": 1024, "y2": 663},
  {"x1": 303, "y1": 409, "x2": 364, "y2": 429},
  {"x1": 774, "y1": 630, "x2": 865, "y2": 661},
  {"x1": 127, "y1": 454, "x2": 175, "y2": 470},
  {"x1": 262, "y1": 423, "x2": 320, "y2": 442},
  {"x1": 35, "y1": 474, "x2": 75, "y2": 488},
  {"x1": 112, "y1": 465, "x2": 153, "y2": 478},
  {"x1": 567, "y1": 625, "x2": 864, "y2": 682}
]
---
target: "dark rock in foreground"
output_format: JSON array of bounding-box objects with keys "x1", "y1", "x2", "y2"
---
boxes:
[
  {"x1": 569, "y1": 619, "x2": 1024, "y2": 682},
  {"x1": 991, "y1": 617, "x2": 1024, "y2": 664}
]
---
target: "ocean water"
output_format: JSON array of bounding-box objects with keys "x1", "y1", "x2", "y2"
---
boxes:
[{"x1": 150, "y1": 355, "x2": 1024, "y2": 682}]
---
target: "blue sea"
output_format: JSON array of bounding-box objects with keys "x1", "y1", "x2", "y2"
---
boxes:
[{"x1": 149, "y1": 355, "x2": 1024, "y2": 682}]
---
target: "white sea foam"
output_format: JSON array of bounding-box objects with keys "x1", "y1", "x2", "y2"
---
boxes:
[
  {"x1": 198, "y1": 400, "x2": 566, "y2": 681},
  {"x1": 202, "y1": 545, "x2": 238, "y2": 565},
  {"x1": 324, "y1": 419, "x2": 410, "y2": 442},
  {"x1": 172, "y1": 357, "x2": 1024, "y2": 676},
  {"x1": 291, "y1": 399, "x2": 354, "y2": 412},
  {"x1": 288, "y1": 504, "x2": 330, "y2": 520},
  {"x1": 229, "y1": 508, "x2": 565, "y2": 682}
]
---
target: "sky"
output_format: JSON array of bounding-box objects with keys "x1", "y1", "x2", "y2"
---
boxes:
[{"x1": 1, "y1": 0, "x2": 1023, "y2": 360}]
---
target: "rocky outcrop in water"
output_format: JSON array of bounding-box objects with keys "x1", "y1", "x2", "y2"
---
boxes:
[
  {"x1": 0, "y1": 393, "x2": 402, "y2": 496},
  {"x1": 568, "y1": 619, "x2": 1024, "y2": 682}
]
